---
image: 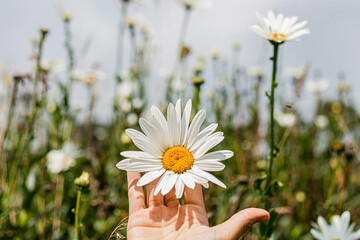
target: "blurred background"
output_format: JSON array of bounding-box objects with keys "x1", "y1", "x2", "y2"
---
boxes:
[{"x1": 1, "y1": 0, "x2": 360, "y2": 239}]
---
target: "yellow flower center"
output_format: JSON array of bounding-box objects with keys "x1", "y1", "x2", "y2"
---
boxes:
[
  {"x1": 162, "y1": 146, "x2": 194, "y2": 174},
  {"x1": 268, "y1": 33, "x2": 287, "y2": 42},
  {"x1": 62, "y1": 156, "x2": 70, "y2": 166}
]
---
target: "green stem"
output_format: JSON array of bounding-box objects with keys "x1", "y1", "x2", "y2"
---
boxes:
[
  {"x1": 265, "y1": 43, "x2": 279, "y2": 211},
  {"x1": 193, "y1": 84, "x2": 201, "y2": 113},
  {"x1": 74, "y1": 189, "x2": 82, "y2": 240},
  {"x1": 326, "y1": 156, "x2": 340, "y2": 210}
]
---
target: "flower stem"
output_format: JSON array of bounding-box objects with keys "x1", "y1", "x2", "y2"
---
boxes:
[
  {"x1": 193, "y1": 84, "x2": 201, "y2": 113},
  {"x1": 265, "y1": 42, "x2": 279, "y2": 204},
  {"x1": 74, "y1": 189, "x2": 82, "y2": 240}
]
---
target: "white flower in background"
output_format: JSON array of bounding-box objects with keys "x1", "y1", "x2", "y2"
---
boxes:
[
  {"x1": 72, "y1": 69, "x2": 106, "y2": 86},
  {"x1": 338, "y1": 81, "x2": 351, "y2": 93},
  {"x1": 126, "y1": 113, "x2": 138, "y2": 126},
  {"x1": 26, "y1": 167, "x2": 37, "y2": 191},
  {"x1": 47, "y1": 142, "x2": 82, "y2": 174},
  {"x1": 275, "y1": 111, "x2": 296, "y2": 127},
  {"x1": 117, "y1": 81, "x2": 136, "y2": 99},
  {"x1": 311, "y1": 211, "x2": 360, "y2": 240},
  {"x1": 172, "y1": 79, "x2": 186, "y2": 92},
  {"x1": 177, "y1": 0, "x2": 213, "y2": 9},
  {"x1": 247, "y1": 65, "x2": 265, "y2": 78},
  {"x1": 119, "y1": 100, "x2": 132, "y2": 113},
  {"x1": 124, "y1": 13, "x2": 147, "y2": 29},
  {"x1": 286, "y1": 65, "x2": 307, "y2": 80},
  {"x1": 306, "y1": 79, "x2": 329, "y2": 94},
  {"x1": 132, "y1": 98, "x2": 143, "y2": 109},
  {"x1": 250, "y1": 11, "x2": 310, "y2": 43},
  {"x1": 314, "y1": 115, "x2": 329, "y2": 129},
  {"x1": 116, "y1": 99, "x2": 233, "y2": 198},
  {"x1": 41, "y1": 59, "x2": 66, "y2": 73}
]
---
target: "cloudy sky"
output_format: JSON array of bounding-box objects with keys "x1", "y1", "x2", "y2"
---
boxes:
[{"x1": 1, "y1": 0, "x2": 359, "y2": 122}]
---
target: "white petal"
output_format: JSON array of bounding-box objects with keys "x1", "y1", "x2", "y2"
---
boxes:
[
  {"x1": 310, "y1": 229, "x2": 324, "y2": 240},
  {"x1": 180, "y1": 172, "x2": 195, "y2": 189},
  {"x1": 126, "y1": 162, "x2": 163, "y2": 172},
  {"x1": 186, "y1": 170, "x2": 208, "y2": 184},
  {"x1": 132, "y1": 137, "x2": 163, "y2": 157},
  {"x1": 189, "y1": 123, "x2": 218, "y2": 152},
  {"x1": 121, "y1": 151, "x2": 160, "y2": 160},
  {"x1": 193, "y1": 133, "x2": 224, "y2": 159},
  {"x1": 167, "y1": 103, "x2": 178, "y2": 146},
  {"x1": 180, "y1": 99, "x2": 192, "y2": 146},
  {"x1": 137, "y1": 169, "x2": 166, "y2": 186},
  {"x1": 116, "y1": 159, "x2": 130, "y2": 170},
  {"x1": 201, "y1": 182, "x2": 209, "y2": 188},
  {"x1": 139, "y1": 118, "x2": 166, "y2": 151},
  {"x1": 175, "y1": 178, "x2": 184, "y2": 198},
  {"x1": 194, "y1": 160, "x2": 225, "y2": 171},
  {"x1": 197, "y1": 150, "x2": 234, "y2": 161},
  {"x1": 151, "y1": 105, "x2": 171, "y2": 148},
  {"x1": 185, "y1": 109, "x2": 206, "y2": 148},
  {"x1": 154, "y1": 171, "x2": 171, "y2": 195},
  {"x1": 161, "y1": 173, "x2": 178, "y2": 195},
  {"x1": 193, "y1": 168, "x2": 226, "y2": 188}
]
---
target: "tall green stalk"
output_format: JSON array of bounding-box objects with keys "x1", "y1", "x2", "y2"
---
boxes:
[
  {"x1": 265, "y1": 42, "x2": 279, "y2": 192},
  {"x1": 74, "y1": 189, "x2": 82, "y2": 240}
]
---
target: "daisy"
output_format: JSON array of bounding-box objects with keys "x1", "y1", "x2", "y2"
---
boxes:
[
  {"x1": 177, "y1": 0, "x2": 213, "y2": 10},
  {"x1": 71, "y1": 69, "x2": 106, "y2": 86},
  {"x1": 250, "y1": 11, "x2": 310, "y2": 43},
  {"x1": 311, "y1": 211, "x2": 360, "y2": 240},
  {"x1": 116, "y1": 99, "x2": 233, "y2": 198},
  {"x1": 306, "y1": 79, "x2": 329, "y2": 94},
  {"x1": 47, "y1": 142, "x2": 82, "y2": 174}
]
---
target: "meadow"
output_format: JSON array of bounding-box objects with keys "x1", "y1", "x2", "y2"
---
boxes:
[{"x1": 1, "y1": 0, "x2": 360, "y2": 239}]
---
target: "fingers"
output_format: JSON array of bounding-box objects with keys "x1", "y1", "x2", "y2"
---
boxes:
[
  {"x1": 127, "y1": 172, "x2": 145, "y2": 214},
  {"x1": 164, "y1": 188, "x2": 179, "y2": 208},
  {"x1": 183, "y1": 184, "x2": 205, "y2": 209},
  {"x1": 146, "y1": 177, "x2": 164, "y2": 207},
  {"x1": 212, "y1": 208, "x2": 270, "y2": 240}
]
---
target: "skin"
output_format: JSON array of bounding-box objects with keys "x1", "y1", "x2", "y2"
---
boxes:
[{"x1": 126, "y1": 172, "x2": 270, "y2": 240}]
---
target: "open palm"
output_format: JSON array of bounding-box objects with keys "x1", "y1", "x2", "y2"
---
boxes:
[{"x1": 126, "y1": 172, "x2": 269, "y2": 240}]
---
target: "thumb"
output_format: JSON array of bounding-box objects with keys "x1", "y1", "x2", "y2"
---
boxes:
[{"x1": 212, "y1": 208, "x2": 270, "y2": 240}]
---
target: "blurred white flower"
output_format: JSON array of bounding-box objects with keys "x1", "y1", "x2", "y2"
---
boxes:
[
  {"x1": 124, "y1": 13, "x2": 147, "y2": 29},
  {"x1": 41, "y1": 59, "x2": 66, "y2": 73},
  {"x1": 117, "y1": 81, "x2": 136, "y2": 99},
  {"x1": 306, "y1": 79, "x2": 329, "y2": 94},
  {"x1": 47, "y1": 142, "x2": 82, "y2": 174},
  {"x1": 275, "y1": 111, "x2": 296, "y2": 127},
  {"x1": 311, "y1": 211, "x2": 360, "y2": 240},
  {"x1": 250, "y1": 11, "x2": 310, "y2": 43},
  {"x1": 126, "y1": 113, "x2": 138, "y2": 125},
  {"x1": 72, "y1": 69, "x2": 106, "y2": 86},
  {"x1": 26, "y1": 167, "x2": 37, "y2": 191},
  {"x1": 132, "y1": 98, "x2": 143, "y2": 109},
  {"x1": 172, "y1": 79, "x2": 185, "y2": 92},
  {"x1": 247, "y1": 65, "x2": 265, "y2": 78},
  {"x1": 177, "y1": 0, "x2": 213, "y2": 9},
  {"x1": 314, "y1": 115, "x2": 329, "y2": 129},
  {"x1": 338, "y1": 81, "x2": 351, "y2": 93},
  {"x1": 119, "y1": 99, "x2": 132, "y2": 113},
  {"x1": 286, "y1": 65, "x2": 307, "y2": 80}
]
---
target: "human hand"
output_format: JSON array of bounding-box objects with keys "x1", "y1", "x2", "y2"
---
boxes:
[{"x1": 126, "y1": 172, "x2": 270, "y2": 240}]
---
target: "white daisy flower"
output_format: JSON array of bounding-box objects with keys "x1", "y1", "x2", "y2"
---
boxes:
[
  {"x1": 47, "y1": 142, "x2": 82, "y2": 174},
  {"x1": 275, "y1": 111, "x2": 296, "y2": 127},
  {"x1": 250, "y1": 11, "x2": 310, "y2": 43},
  {"x1": 177, "y1": 0, "x2": 213, "y2": 10},
  {"x1": 71, "y1": 69, "x2": 106, "y2": 86},
  {"x1": 247, "y1": 65, "x2": 265, "y2": 78},
  {"x1": 306, "y1": 79, "x2": 329, "y2": 94},
  {"x1": 116, "y1": 99, "x2": 233, "y2": 198},
  {"x1": 311, "y1": 211, "x2": 360, "y2": 240}
]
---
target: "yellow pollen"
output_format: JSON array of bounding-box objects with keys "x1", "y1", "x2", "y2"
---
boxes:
[
  {"x1": 272, "y1": 33, "x2": 278, "y2": 40},
  {"x1": 279, "y1": 33, "x2": 286, "y2": 38},
  {"x1": 162, "y1": 146, "x2": 194, "y2": 174}
]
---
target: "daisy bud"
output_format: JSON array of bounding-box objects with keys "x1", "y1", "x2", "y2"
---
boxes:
[{"x1": 74, "y1": 171, "x2": 90, "y2": 188}]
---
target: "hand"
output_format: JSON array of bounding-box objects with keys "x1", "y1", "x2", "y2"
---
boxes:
[{"x1": 126, "y1": 172, "x2": 270, "y2": 240}]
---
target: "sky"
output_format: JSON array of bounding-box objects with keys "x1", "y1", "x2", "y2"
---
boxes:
[{"x1": 1, "y1": 0, "x2": 360, "y2": 122}]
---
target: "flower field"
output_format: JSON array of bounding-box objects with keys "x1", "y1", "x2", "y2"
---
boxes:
[{"x1": 1, "y1": 0, "x2": 360, "y2": 239}]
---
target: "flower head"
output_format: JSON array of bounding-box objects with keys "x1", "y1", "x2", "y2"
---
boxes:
[
  {"x1": 250, "y1": 11, "x2": 310, "y2": 43},
  {"x1": 47, "y1": 142, "x2": 82, "y2": 174},
  {"x1": 116, "y1": 99, "x2": 233, "y2": 198},
  {"x1": 177, "y1": 0, "x2": 213, "y2": 10},
  {"x1": 311, "y1": 211, "x2": 360, "y2": 240},
  {"x1": 306, "y1": 79, "x2": 329, "y2": 94},
  {"x1": 72, "y1": 69, "x2": 106, "y2": 86}
]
